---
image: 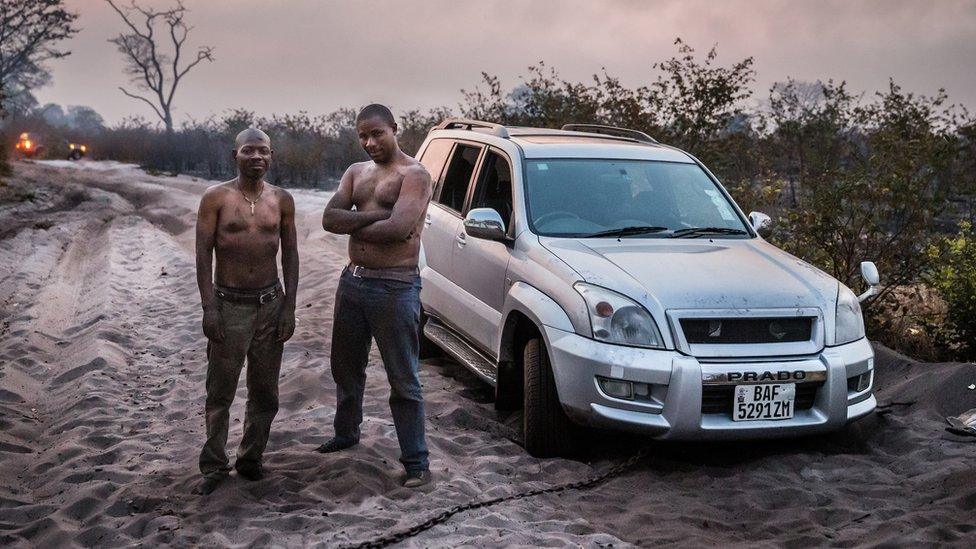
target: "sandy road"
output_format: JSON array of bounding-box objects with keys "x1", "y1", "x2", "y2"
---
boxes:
[{"x1": 1, "y1": 161, "x2": 975, "y2": 547}]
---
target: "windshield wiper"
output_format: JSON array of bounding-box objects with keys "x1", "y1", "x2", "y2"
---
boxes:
[
  {"x1": 583, "y1": 226, "x2": 670, "y2": 238},
  {"x1": 671, "y1": 226, "x2": 748, "y2": 238}
]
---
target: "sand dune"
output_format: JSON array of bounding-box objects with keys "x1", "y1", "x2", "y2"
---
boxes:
[{"x1": 1, "y1": 161, "x2": 974, "y2": 547}]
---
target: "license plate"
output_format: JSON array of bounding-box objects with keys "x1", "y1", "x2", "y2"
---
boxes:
[{"x1": 732, "y1": 383, "x2": 795, "y2": 421}]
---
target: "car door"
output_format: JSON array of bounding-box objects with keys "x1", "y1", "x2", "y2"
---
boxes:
[
  {"x1": 419, "y1": 140, "x2": 484, "y2": 322},
  {"x1": 416, "y1": 137, "x2": 453, "y2": 271},
  {"x1": 451, "y1": 147, "x2": 515, "y2": 354}
]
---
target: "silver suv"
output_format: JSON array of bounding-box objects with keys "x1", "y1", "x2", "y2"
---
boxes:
[{"x1": 415, "y1": 119, "x2": 878, "y2": 457}]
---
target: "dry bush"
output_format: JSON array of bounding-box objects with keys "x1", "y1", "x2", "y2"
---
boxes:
[
  {"x1": 0, "y1": 132, "x2": 10, "y2": 178},
  {"x1": 867, "y1": 285, "x2": 950, "y2": 362}
]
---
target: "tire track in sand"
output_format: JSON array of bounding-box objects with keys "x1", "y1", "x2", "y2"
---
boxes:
[
  {"x1": 2, "y1": 163, "x2": 630, "y2": 548},
  {"x1": 0, "y1": 166, "x2": 207, "y2": 546}
]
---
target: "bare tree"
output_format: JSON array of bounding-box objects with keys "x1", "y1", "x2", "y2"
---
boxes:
[
  {"x1": 106, "y1": 0, "x2": 214, "y2": 133},
  {"x1": 0, "y1": 0, "x2": 79, "y2": 114}
]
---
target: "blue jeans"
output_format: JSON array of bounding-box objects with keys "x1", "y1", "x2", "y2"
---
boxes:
[{"x1": 330, "y1": 268, "x2": 429, "y2": 472}]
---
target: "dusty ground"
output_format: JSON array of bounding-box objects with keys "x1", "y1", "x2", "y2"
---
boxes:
[{"x1": 0, "y1": 161, "x2": 974, "y2": 548}]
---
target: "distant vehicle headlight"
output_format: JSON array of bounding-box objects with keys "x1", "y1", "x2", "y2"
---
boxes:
[
  {"x1": 835, "y1": 284, "x2": 865, "y2": 345},
  {"x1": 574, "y1": 282, "x2": 664, "y2": 348},
  {"x1": 80, "y1": 145, "x2": 87, "y2": 152}
]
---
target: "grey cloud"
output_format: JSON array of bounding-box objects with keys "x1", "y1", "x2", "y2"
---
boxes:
[{"x1": 34, "y1": 0, "x2": 976, "y2": 125}]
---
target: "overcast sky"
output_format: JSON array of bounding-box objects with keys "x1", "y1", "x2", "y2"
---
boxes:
[{"x1": 35, "y1": 0, "x2": 976, "y2": 126}]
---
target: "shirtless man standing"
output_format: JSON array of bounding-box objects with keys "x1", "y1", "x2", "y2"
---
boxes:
[
  {"x1": 195, "y1": 128, "x2": 298, "y2": 495},
  {"x1": 319, "y1": 104, "x2": 433, "y2": 488}
]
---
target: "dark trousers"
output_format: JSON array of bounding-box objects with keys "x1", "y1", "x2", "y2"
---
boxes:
[
  {"x1": 330, "y1": 268, "x2": 429, "y2": 472},
  {"x1": 199, "y1": 289, "x2": 283, "y2": 479}
]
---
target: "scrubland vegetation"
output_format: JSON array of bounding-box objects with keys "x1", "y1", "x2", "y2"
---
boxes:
[{"x1": 2, "y1": 40, "x2": 974, "y2": 361}]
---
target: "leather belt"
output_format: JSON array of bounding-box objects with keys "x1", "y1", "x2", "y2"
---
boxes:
[
  {"x1": 214, "y1": 283, "x2": 281, "y2": 305},
  {"x1": 348, "y1": 264, "x2": 419, "y2": 283}
]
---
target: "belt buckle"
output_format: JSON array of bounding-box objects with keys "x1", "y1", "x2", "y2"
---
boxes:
[
  {"x1": 351, "y1": 265, "x2": 363, "y2": 278},
  {"x1": 259, "y1": 289, "x2": 276, "y2": 305}
]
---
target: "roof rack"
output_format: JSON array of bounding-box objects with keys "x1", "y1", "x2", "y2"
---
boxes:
[
  {"x1": 434, "y1": 119, "x2": 510, "y2": 138},
  {"x1": 560, "y1": 124, "x2": 657, "y2": 144}
]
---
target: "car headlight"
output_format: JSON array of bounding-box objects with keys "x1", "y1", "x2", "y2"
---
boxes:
[
  {"x1": 573, "y1": 282, "x2": 664, "y2": 348},
  {"x1": 835, "y1": 284, "x2": 865, "y2": 345}
]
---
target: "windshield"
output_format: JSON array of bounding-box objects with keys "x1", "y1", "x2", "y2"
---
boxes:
[{"x1": 525, "y1": 159, "x2": 751, "y2": 238}]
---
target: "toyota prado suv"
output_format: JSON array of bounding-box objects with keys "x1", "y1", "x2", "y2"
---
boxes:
[{"x1": 415, "y1": 119, "x2": 878, "y2": 457}]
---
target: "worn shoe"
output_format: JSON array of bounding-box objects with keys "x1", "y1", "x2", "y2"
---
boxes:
[
  {"x1": 402, "y1": 469, "x2": 432, "y2": 488},
  {"x1": 196, "y1": 476, "x2": 224, "y2": 495},
  {"x1": 235, "y1": 465, "x2": 265, "y2": 481},
  {"x1": 315, "y1": 438, "x2": 357, "y2": 454}
]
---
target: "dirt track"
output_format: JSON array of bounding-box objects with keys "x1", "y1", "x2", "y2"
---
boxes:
[{"x1": 1, "y1": 161, "x2": 974, "y2": 547}]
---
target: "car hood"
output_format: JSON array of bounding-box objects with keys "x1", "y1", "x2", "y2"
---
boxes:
[{"x1": 539, "y1": 237, "x2": 839, "y2": 313}]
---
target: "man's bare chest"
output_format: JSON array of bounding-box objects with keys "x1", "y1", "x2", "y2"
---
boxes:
[
  {"x1": 352, "y1": 170, "x2": 404, "y2": 209},
  {"x1": 218, "y1": 198, "x2": 280, "y2": 236}
]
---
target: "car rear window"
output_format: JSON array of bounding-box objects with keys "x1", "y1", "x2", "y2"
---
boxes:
[
  {"x1": 436, "y1": 144, "x2": 481, "y2": 212},
  {"x1": 418, "y1": 139, "x2": 453, "y2": 184}
]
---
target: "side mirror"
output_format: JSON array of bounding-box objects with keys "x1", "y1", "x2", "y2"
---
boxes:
[
  {"x1": 857, "y1": 261, "x2": 880, "y2": 302},
  {"x1": 464, "y1": 208, "x2": 507, "y2": 241},
  {"x1": 748, "y1": 211, "x2": 772, "y2": 237},
  {"x1": 860, "y1": 261, "x2": 879, "y2": 286}
]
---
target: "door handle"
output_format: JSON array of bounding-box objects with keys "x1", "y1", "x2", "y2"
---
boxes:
[
  {"x1": 456, "y1": 232, "x2": 467, "y2": 247},
  {"x1": 424, "y1": 213, "x2": 432, "y2": 226}
]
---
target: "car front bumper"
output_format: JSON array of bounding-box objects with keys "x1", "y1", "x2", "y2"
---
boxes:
[{"x1": 543, "y1": 326, "x2": 876, "y2": 440}]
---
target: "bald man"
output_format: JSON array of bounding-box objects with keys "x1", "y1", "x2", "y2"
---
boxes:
[{"x1": 194, "y1": 128, "x2": 299, "y2": 495}]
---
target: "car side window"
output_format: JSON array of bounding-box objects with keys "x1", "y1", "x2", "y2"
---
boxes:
[
  {"x1": 469, "y1": 150, "x2": 514, "y2": 231},
  {"x1": 436, "y1": 144, "x2": 482, "y2": 213},
  {"x1": 417, "y1": 139, "x2": 454, "y2": 187}
]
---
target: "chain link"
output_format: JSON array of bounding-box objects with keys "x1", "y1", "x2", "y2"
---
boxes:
[{"x1": 341, "y1": 447, "x2": 649, "y2": 549}]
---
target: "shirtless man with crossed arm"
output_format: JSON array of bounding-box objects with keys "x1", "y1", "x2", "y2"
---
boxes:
[{"x1": 319, "y1": 104, "x2": 433, "y2": 488}]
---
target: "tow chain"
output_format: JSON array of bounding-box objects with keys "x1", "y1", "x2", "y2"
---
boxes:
[{"x1": 342, "y1": 446, "x2": 650, "y2": 549}]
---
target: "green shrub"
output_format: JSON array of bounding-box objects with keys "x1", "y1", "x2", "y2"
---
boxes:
[{"x1": 926, "y1": 222, "x2": 976, "y2": 360}]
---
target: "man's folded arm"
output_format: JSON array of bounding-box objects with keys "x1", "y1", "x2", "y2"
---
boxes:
[
  {"x1": 352, "y1": 167, "x2": 432, "y2": 243},
  {"x1": 322, "y1": 164, "x2": 391, "y2": 234}
]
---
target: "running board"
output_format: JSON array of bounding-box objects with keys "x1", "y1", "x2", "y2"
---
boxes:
[{"x1": 424, "y1": 319, "x2": 497, "y2": 385}]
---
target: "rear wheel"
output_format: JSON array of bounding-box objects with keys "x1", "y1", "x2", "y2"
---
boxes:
[{"x1": 523, "y1": 337, "x2": 576, "y2": 457}]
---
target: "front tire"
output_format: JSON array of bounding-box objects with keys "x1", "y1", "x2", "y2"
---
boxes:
[{"x1": 523, "y1": 337, "x2": 576, "y2": 457}]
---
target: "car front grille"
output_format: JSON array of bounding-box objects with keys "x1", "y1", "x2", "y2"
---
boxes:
[
  {"x1": 701, "y1": 381, "x2": 824, "y2": 415},
  {"x1": 680, "y1": 317, "x2": 814, "y2": 345}
]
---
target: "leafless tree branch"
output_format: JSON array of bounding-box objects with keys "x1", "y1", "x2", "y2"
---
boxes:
[
  {"x1": 119, "y1": 86, "x2": 164, "y2": 120},
  {"x1": 106, "y1": 0, "x2": 213, "y2": 133}
]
